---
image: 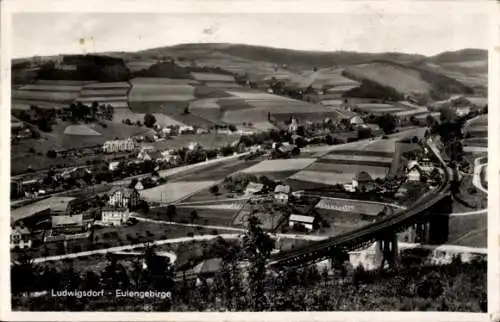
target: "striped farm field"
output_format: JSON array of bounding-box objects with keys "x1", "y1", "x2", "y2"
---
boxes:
[
  {"x1": 141, "y1": 181, "x2": 217, "y2": 204},
  {"x1": 84, "y1": 82, "x2": 130, "y2": 88},
  {"x1": 130, "y1": 77, "x2": 199, "y2": 85},
  {"x1": 205, "y1": 82, "x2": 242, "y2": 88},
  {"x1": 227, "y1": 91, "x2": 293, "y2": 101},
  {"x1": 79, "y1": 89, "x2": 129, "y2": 97},
  {"x1": 18, "y1": 85, "x2": 83, "y2": 92},
  {"x1": 191, "y1": 72, "x2": 236, "y2": 82},
  {"x1": 35, "y1": 80, "x2": 96, "y2": 86},
  {"x1": 11, "y1": 100, "x2": 68, "y2": 110},
  {"x1": 129, "y1": 78, "x2": 195, "y2": 102},
  {"x1": 289, "y1": 170, "x2": 354, "y2": 185},
  {"x1": 306, "y1": 161, "x2": 389, "y2": 178},
  {"x1": 12, "y1": 90, "x2": 80, "y2": 102},
  {"x1": 321, "y1": 154, "x2": 394, "y2": 166},
  {"x1": 77, "y1": 96, "x2": 129, "y2": 102},
  {"x1": 239, "y1": 158, "x2": 317, "y2": 173}
]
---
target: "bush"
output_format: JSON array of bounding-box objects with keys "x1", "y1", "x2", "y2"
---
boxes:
[{"x1": 46, "y1": 150, "x2": 57, "y2": 158}]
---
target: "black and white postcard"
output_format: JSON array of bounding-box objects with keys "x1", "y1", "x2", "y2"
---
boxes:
[{"x1": 0, "y1": 0, "x2": 497, "y2": 320}]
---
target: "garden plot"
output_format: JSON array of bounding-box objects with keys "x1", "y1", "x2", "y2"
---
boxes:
[
  {"x1": 315, "y1": 198, "x2": 387, "y2": 216},
  {"x1": 239, "y1": 158, "x2": 317, "y2": 173},
  {"x1": 140, "y1": 181, "x2": 217, "y2": 204}
]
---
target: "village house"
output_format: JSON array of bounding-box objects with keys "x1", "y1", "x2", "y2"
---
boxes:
[
  {"x1": 134, "y1": 180, "x2": 145, "y2": 191},
  {"x1": 108, "y1": 161, "x2": 120, "y2": 171},
  {"x1": 353, "y1": 171, "x2": 373, "y2": 191},
  {"x1": 188, "y1": 142, "x2": 200, "y2": 151},
  {"x1": 407, "y1": 160, "x2": 425, "y2": 182},
  {"x1": 179, "y1": 125, "x2": 195, "y2": 134},
  {"x1": 274, "y1": 184, "x2": 291, "y2": 204},
  {"x1": 289, "y1": 214, "x2": 317, "y2": 231},
  {"x1": 101, "y1": 207, "x2": 130, "y2": 226},
  {"x1": 244, "y1": 182, "x2": 264, "y2": 196},
  {"x1": 10, "y1": 225, "x2": 32, "y2": 250},
  {"x1": 107, "y1": 186, "x2": 141, "y2": 209},
  {"x1": 196, "y1": 128, "x2": 209, "y2": 135},
  {"x1": 102, "y1": 138, "x2": 135, "y2": 153}
]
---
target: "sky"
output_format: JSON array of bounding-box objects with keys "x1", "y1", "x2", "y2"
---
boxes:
[{"x1": 12, "y1": 12, "x2": 490, "y2": 58}]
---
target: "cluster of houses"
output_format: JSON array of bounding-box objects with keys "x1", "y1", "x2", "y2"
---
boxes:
[{"x1": 10, "y1": 185, "x2": 144, "y2": 250}]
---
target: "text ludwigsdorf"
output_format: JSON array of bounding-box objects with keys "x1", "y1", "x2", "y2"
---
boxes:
[{"x1": 50, "y1": 289, "x2": 172, "y2": 299}]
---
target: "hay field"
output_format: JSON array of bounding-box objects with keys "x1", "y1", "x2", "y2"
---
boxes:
[{"x1": 140, "y1": 181, "x2": 217, "y2": 203}]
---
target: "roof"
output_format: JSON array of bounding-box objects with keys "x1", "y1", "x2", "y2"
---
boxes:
[
  {"x1": 52, "y1": 214, "x2": 83, "y2": 227},
  {"x1": 274, "y1": 185, "x2": 291, "y2": 194},
  {"x1": 245, "y1": 182, "x2": 264, "y2": 193},
  {"x1": 193, "y1": 258, "x2": 223, "y2": 275},
  {"x1": 108, "y1": 186, "x2": 138, "y2": 197},
  {"x1": 289, "y1": 214, "x2": 316, "y2": 224},
  {"x1": 355, "y1": 171, "x2": 372, "y2": 182}
]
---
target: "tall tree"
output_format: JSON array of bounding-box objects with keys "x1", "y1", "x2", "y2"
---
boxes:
[{"x1": 242, "y1": 216, "x2": 275, "y2": 311}]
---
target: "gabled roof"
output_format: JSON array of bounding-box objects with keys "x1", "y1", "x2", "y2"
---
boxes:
[
  {"x1": 274, "y1": 185, "x2": 291, "y2": 194},
  {"x1": 245, "y1": 182, "x2": 264, "y2": 193},
  {"x1": 355, "y1": 171, "x2": 372, "y2": 182},
  {"x1": 193, "y1": 258, "x2": 223, "y2": 275},
  {"x1": 289, "y1": 214, "x2": 316, "y2": 224},
  {"x1": 108, "y1": 186, "x2": 138, "y2": 197},
  {"x1": 52, "y1": 214, "x2": 83, "y2": 227}
]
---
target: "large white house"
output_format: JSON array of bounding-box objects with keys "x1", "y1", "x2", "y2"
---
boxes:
[
  {"x1": 101, "y1": 207, "x2": 130, "y2": 226},
  {"x1": 102, "y1": 138, "x2": 135, "y2": 153},
  {"x1": 274, "y1": 185, "x2": 291, "y2": 204},
  {"x1": 108, "y1": 187, "x2": 141, "y2": 209},
  {"x1": 10, "y1": 225, "x2": 32, "y2": 250}
]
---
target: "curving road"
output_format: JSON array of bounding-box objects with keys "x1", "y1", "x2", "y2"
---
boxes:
[{"x1": 268, "y1": 139, "x2": 451, "y2": 267}]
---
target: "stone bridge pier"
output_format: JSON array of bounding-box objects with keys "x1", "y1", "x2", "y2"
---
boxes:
[{"x1": 374, "y1": 233, "x2": 399, "y2": 269}]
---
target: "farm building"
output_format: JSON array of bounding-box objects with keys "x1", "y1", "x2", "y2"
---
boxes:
[
  {"x1": 51, "y1": 213, "x2": 91, "y2": 234},
  {"x1": 182, "y1": 258, "x2": 224, "y2": 283},
  {"x1": 10, "y1": 225, "x2": 32, "y2": 250},
  {"x1": 107, "y1": 186, "x2": 141, "y2": 209},
  {"x1": 407, "y1": 162, "x2": 425, "y2": 182},
  {"x1": 109, "y1": 161, "x2": 120, "y2": 171},
  {"x1": 274, "y1": 184, "x2": 291, "y2": 204},
  {"x1": 244, "y1": 182, "x2": 264, "y2": 196},
  {"x1": 289, "y1": 214, "x2": 317, "y2": 231},
  {"x1": 103, "y1": 138, "x2": 135, "y2": 153},
  {"x1": 353, "y1": 171, "x2": 373, "y2": 190},
  {"x1": 101, "y1": 207, "x2": 130, "y2": 226}
]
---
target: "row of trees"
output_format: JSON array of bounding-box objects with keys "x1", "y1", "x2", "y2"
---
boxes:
[{"x1": 11, "y1": 215, "x2": 487, "y2": 311}]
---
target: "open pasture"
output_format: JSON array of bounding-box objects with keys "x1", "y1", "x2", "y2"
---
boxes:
[
  {"x1": 128, "y1": 101, "x2": 216, "y2": 127},
  {"x1": 112, "y1": 108, "x2": 185, "y2": 126}
]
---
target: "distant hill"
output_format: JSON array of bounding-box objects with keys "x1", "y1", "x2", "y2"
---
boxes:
[
  {"x1": 426, "y1": 49, "x2": 487, "y2": 64},
  {"x1": 133, "y1": 43, "x2": 427, "y2": 69}
]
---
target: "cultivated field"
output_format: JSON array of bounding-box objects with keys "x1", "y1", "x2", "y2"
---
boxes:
[
  {"x1": 346, "y1": 62, "x2": 431, "y2": 94},
  {"x1": 63, "y1": 124, "x2": 102, "y2": 136},
  {"x1": 315, "y1": 198, "x2": 389, "y2": 216},
  {"x1": 191, "y1": 72, "x2": 236, "y2": 82},
  {"x1": 129, "y1": 78, "x2": 196, "y2": 102},
  {"x1": 240, "y1": 158, "x2": 317, "y2": 173},
  {"x1": 113, "y1": 108, "x2": 185, "y2": 126},
  {"x1": 140, "y1": 180, "x2": 217, "y2": 203}
]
